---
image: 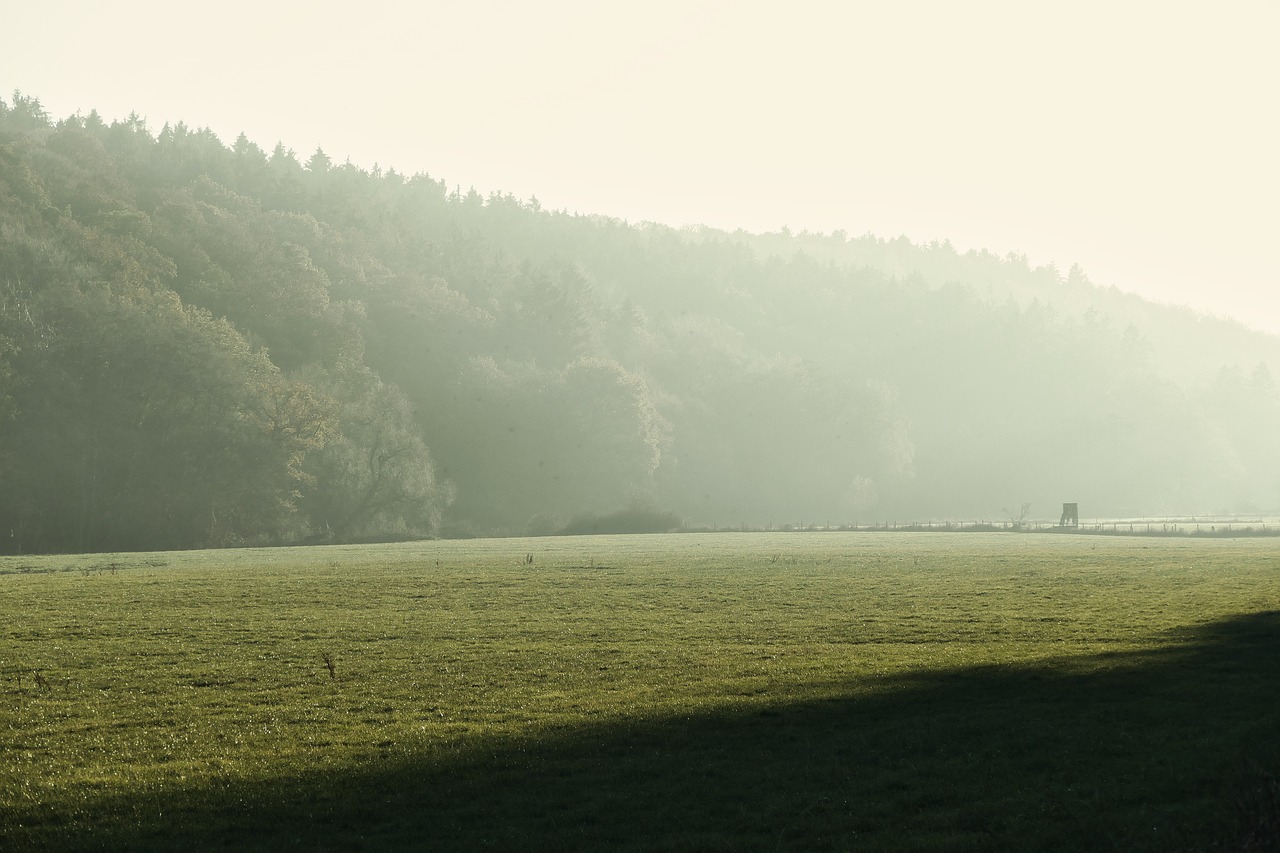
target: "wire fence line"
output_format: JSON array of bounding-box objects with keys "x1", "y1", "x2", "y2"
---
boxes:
[{"x1": 692, "y1": 518, "x2": 1279, "y2": 537}]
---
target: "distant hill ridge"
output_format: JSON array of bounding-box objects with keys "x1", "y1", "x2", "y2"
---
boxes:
[{"x1": 1, "y1": 91, "x2": 1277, "y2": 553}]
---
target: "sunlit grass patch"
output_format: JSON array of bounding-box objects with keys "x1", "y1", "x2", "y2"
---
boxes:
[{"x1": 1, "y1": 533, "x2": 1277, "y2": 850}]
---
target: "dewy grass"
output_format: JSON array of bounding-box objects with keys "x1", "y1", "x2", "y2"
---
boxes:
[{"x1": 1, "y1": 533, "x2": 1277, "y2": 851}]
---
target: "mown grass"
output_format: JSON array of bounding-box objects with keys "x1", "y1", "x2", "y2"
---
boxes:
[{"x1": 1, "y1": 533, "x2": 1278, "y2": 851}]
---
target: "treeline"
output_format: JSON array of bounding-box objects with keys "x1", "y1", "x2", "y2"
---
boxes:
[{"x1": 1, "y1": 91, "x2": 1278, "y2": 552}]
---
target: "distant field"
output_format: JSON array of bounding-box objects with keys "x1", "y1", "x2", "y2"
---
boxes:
[{"x1": 2, "y1": 533, "x2": 1277, "y2": 851}]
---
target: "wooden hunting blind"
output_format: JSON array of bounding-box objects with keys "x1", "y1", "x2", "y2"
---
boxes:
[{"x1": 1060, "y1": 503, "x2": 1079, "y2": 527}]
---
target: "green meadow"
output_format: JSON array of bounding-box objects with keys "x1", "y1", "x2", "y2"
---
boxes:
[{"x1": 2, "y1": 533, "x2": 1277, "y2": 851}]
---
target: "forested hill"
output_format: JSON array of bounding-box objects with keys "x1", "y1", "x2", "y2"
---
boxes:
[{"x1": 2, "y1": 92, "x2": 1278, "y2": 553}]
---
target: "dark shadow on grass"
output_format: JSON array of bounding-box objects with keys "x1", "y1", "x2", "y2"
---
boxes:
[{"x1": 7, "y1": 612, "x2": 1279, "y2": 852}]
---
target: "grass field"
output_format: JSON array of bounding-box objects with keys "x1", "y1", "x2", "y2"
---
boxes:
[{"x1": 2, "y1": 533, "x2": 1278, "y2": 851}]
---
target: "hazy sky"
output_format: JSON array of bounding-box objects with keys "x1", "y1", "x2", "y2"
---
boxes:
[{"x1": 7, "y1": 1, "x2": 1279, "y2": 333}]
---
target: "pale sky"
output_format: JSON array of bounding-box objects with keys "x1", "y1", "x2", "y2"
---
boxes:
[{"x1": 6, "y1": 1, "x2": 1279, "y2": 333}]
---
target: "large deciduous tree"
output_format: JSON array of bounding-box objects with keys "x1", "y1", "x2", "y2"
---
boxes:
[
  {"x1": 301, "y1": 367, "x2": 448, "y2": 542},
  {"x1": 0, "y1": 281, "x2": 335, "y2": 551}
]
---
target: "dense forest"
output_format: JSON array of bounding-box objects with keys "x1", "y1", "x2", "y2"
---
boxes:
[{"x1": 2, "y1": 91, "x2": 1279, "y2": 553}]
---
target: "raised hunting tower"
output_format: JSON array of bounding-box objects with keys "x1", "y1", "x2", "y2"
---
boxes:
[{"x1": 1059, "y1": 503, "x2": 1079, "y2": 528}]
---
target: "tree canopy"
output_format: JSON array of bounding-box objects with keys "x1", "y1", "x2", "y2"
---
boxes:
[{"x1": 2, "y1": 91, "x2": 1278, "y2": 552}]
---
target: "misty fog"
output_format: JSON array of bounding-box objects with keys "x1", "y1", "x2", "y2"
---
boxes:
[{"x1": 2, "y1": 92, "x2": 1279, "y2": 553}]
